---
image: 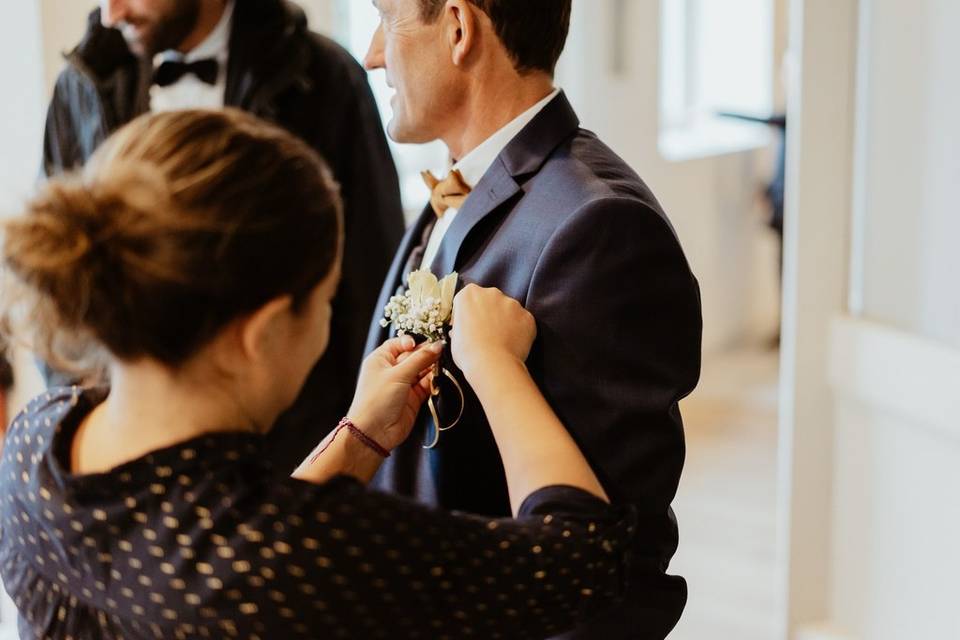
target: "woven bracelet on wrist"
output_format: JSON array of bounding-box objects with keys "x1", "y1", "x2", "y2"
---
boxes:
[{"x1": 337, "y1": 418, "x2": 391, "y2": 459}]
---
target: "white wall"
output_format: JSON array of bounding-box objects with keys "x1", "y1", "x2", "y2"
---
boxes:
[
  {"x1": 853, "y1": 0, "x2": 960, "y2": 348},
  {"x1": 38, "y1": 1, "x2": 90, "y2": 92},
  {"x1": 827, "y1": 319, "x2": 960, "y2": 640},
  {"x1": 0, "y1": 3, "x2": 46, "y2": 216},
  {"x1": 0, "y1": 1, "x2": 90, "y2": 217},
  {"x1": 558, "y1": 0, "x2": 782, "y2": 353},
  {"x1": 814, "y1": 0, "x2": 960, "y2": 638}
]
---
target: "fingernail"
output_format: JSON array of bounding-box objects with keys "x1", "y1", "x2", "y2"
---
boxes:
[{"x1": 429, "y1": 341, "x2": 444, "y2": 353}]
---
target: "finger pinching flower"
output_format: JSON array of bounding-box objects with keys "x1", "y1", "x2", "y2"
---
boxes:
[{"x1": 381, "y1": 269, "x2": 464, "y2": 448}]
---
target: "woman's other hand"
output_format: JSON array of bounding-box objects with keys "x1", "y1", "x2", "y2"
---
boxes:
[{"x1": 449, "y1": 285, "x2": 537, "y2": 382}]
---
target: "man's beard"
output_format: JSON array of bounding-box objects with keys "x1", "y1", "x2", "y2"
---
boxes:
[{"x1": 120, "y1": 0, "x2": 202, "y2": 57}]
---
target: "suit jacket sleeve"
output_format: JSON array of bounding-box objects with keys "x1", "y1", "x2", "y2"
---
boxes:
[{"x1": 525, "y1": 196, "x2": 702, "y2": 565}]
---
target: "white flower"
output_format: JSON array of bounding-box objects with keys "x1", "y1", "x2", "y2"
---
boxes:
[
  {"x1": 438, "y1": 272, "x2": 457, "y2": 319},
  {"x1": 407, "y1": 269, "x2": 435, "y2": 306},
  {"x1": 381, "y1": 270, "x2": 458, "y2": 342}
]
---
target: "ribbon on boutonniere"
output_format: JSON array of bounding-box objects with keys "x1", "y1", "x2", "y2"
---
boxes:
[{"x1": 380, "y1": 269, "x2": 465, "y2": 448}]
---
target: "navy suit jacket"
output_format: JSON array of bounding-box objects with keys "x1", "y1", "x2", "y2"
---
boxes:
[{"x1": 366, "y1": 92, "x2": 702, "y2": 639}]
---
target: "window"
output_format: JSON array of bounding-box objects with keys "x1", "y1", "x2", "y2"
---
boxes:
[{"x1": 659, "y1": 0, "x2": 775, "y2": 160}]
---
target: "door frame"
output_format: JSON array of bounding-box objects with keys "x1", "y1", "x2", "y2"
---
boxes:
[{"x1": 775, "y1": 0, "x2": 862, "y2": 637}]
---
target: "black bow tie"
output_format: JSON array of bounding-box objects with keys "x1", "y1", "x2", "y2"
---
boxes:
[{"x1": 153, "y1": 58, "x2": 219, "y2": 87}]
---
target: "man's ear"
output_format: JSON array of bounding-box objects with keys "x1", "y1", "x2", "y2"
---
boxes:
[
  {"x1": 238, "y1": 295, "x2": 294, "y2": 364},
  {"x1": 444, "y1": 0, "x2": 478, "y2": 66}
]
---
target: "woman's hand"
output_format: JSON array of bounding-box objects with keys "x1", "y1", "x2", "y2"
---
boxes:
[
  {"x1": 347, "y1": 336, "x2": 444, "y2": 451},
  {"x1": 450, "y1": 284, "x2": 537, "y2": 382}
]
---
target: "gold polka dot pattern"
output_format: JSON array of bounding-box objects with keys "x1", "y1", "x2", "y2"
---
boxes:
[{"x1": 0, "y1": 388, "x2": 636, "y2": 639}]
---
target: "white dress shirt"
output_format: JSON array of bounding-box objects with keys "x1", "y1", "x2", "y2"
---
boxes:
[
  {"x1": 150, "y1": 1, "x2": 235, "y2": 112},
  {"x1": 419, "y1": 88, "x2": 561, "y2": 270}
]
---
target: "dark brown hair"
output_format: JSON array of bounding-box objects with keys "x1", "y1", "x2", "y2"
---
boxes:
[
  {"x1": 419, "y1": 0, "x2": 572, "y2": 75},
  {"x1": 2, "y1": 109, "x2": 342, "y2": 374}
]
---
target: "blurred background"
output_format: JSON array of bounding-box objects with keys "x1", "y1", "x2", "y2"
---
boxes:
[{"x1": 1, "y1": 1, "x2": 957, "y2": 639}]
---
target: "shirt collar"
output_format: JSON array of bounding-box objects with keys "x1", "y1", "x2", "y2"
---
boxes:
[
  {"x1": 154, "y1": 0, "x2": 235, "y2": 66},
  {"x1": 452, "y1": 87, "x2": 561, "y2": 187}
]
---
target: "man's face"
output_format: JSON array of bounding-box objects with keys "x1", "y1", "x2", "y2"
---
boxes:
[
  {"x1": 100, "y1": 0, "x2": 201, "y2": 56},
  {"x1": 364, "y1": 0, "x2": 460, "y2": 144}
]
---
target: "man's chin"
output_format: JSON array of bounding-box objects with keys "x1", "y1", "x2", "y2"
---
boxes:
[
  {"x1": 386, "y1": 118, "x2": 410, "y2": 144},
  {"x1": 120, "y1": 32, "x2": 151, "y2": 57},
  {"x1": 120, "y1": 23, "x2": 178, "y2": 57},
  {"x1": 387, "y1": 117, "x2": 436, "y2": 145},
  {"x1": 125, "y1": 40, "x2": 148, "y2": 56}
]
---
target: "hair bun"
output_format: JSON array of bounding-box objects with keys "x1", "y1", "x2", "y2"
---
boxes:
[{"x1": 3, "y1": 163, "x2": 170, "y2": 331}]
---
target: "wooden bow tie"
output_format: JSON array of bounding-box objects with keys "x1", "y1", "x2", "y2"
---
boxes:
[{"x1": 422, "y1": 169, "x2": 472, "y2": 218}]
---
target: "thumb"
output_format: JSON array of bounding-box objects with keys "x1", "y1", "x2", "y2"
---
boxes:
[{"x1": 391, "y1": 342, "x2": 444, "y2": 384}]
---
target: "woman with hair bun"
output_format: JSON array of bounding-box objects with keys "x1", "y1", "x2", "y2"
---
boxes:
[{"x1": 0, "y1": 109, "x2": 633, "y2": 639}]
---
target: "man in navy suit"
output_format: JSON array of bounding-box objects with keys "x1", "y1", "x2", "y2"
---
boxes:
[{"x1": 364, "y1": 1, "x2": 702, "y2": 637}]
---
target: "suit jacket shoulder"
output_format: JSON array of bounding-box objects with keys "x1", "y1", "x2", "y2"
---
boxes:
[
  {"x1": 480, "y1": 126, "x2": 689, "y2": 303},
  {"x1": 530, "y1": 127, "x2": 676, "y2": 235}
]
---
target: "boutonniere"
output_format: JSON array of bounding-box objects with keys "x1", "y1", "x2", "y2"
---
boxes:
[
  {"x1": 380, "y1": 269, "x2": 457, "y2": 343},
  {"x1": 381, "y1": 269, "x2": 464, "y2": 448}
]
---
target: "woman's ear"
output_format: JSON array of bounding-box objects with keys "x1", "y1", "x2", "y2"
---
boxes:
[
  {"x1": 238, "y1": 295, "x2": 294, "y2": 364},
  {"x1": 445, "y1": 0, "x2": 478, "y2": 67}
]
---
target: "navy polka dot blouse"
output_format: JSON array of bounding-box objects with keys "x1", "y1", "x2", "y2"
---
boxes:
[{"x1": 0, "y1": 387, "x2": 635, "y2": 639}]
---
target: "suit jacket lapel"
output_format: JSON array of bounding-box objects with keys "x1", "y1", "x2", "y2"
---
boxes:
[
  {"x1": 430, "y1": 91, "x2": 582, "y2": 278},
  {"x1": 431, "y1": 160, "x2": 520, "y2": 277}
]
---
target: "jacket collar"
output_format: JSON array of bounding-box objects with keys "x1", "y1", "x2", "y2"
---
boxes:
[
  {"x1": 430, "y1": 91, "x2": 581, "y2": 277},
  {"x1": 67, "y1": 9, "x2": 137, "y2": 85},
  {"x1": 499, "y1": 90, "x2": 580, "y2": 178},
  {"x1": 224, "y1": 0, "x2": 314, "y2": 113}
]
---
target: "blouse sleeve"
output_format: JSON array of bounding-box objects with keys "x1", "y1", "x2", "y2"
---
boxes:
[{"x1": 194, "y1": 475, "x2": 636, "y2": 640}]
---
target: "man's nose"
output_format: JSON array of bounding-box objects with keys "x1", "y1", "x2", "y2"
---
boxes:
[
  {"x1": 363, "y1": 24, "x2": 386, "y2": 71},
  {"x1": 101, "y1": 0, "x2": 129, "y2": 28}
]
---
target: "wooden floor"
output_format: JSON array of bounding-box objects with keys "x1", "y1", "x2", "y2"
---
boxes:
[{"x1": 669, "y1": 348, "x2": 781, "y2": 640}]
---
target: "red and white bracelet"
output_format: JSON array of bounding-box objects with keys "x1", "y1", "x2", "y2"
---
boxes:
[
  {"x1": 336, "y1": 417, "x2": 391, "y2": 458},
  {"x1": 309, "y1": 417, "x2": 391, "y2": 464}
]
